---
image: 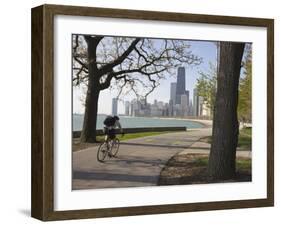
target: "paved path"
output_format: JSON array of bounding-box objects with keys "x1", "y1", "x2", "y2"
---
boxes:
[{"x1": 73, "y1": 128, "x2": 211, "y2": 190}]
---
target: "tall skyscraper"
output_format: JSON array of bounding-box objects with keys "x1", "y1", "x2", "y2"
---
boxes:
[
  {"x1": 111, "y1": 98, "x2": 118, "y2": 115},
  {"x1": 170, "y1": 82, "x2": 177, "y2": 104},
  {"x1": 176, "y1": 67, "x2": 186, "y2": 104}
]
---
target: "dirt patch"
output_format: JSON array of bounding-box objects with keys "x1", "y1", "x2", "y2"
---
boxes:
[{"x1": 158, "y1": 153, "x2": 251, "y2": 185}]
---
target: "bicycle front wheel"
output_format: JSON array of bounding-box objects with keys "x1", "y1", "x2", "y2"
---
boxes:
[
  {"x1": 97, "y1": 142, "x2": 107, "y2": 162},
  {"x1": 111, "y1": 138, "x2": 120, "y2": 157}
]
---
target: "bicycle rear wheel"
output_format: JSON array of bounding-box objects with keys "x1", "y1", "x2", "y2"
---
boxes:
[
  {"x1": 97, "y1": 142, "x2": 108, "y2": 162},
  {"x1": 111, "y1": 138, "x2": 120, "y2": 157}
]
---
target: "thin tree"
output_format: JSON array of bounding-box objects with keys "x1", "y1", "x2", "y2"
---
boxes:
[
  {"x1": 73, "y1": 35, "x2": 202, "y2": 142},
  {"x1": 208, "y1": 42, "x2": 245, "y2": 180}
]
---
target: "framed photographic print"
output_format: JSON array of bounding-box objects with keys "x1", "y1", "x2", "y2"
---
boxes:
[{"x1": 31, "y1": 4, "x2": 274, "y2": 221}]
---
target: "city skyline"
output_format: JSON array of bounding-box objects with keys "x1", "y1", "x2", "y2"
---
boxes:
[
  {"x1": 73, "y1": 40, "x2": 218, "y2": 115},
  {"x1": 111, "y1": 66, "x2": 209, "y2": 118}
]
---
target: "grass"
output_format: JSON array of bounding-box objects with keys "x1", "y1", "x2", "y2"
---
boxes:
[
  {"x1": 194, "y1": 156, "x2": 251, "y2": 170},
  {"x1": 194, "y1": 157, "x2": 209, "y2": 166},
  {"x1": 238, "y1": 127, "x2": 252, "y2": 148},
  {"x1": 96, "y1": 131, "x2": 177, "y2": 142},
  {"x1": 236, "y1": 158, "x2": 252, "y2": 170},
  {"x1": 73, "y1": 131, "x2": 178, "y2": 151},
  {"x1": 158, "y1": 153, "x2": 252, "y2": 186},
  {"x1": 201, "y1": 127, "x2": 252, "y2": 149}
]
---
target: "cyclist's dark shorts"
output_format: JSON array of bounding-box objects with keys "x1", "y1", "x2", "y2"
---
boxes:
[
  {"x1": 104, "y1": 127, "x2": 116, "y2": 139},
  {"x1": 108, "y1": 129, "x2": 116, "y2": 139}
]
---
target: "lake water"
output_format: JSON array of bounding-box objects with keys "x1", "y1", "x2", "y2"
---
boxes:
[{"x1": 73, "y1": 114, "x2": 205, "y2": 131}]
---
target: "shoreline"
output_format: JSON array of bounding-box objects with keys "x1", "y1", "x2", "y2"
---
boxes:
[
  {"x1": 120, "y1": 115, "x2": 213, "y2": 128},
  {"x1": 73, "y1": 114, "x2": 213, "y2": 131}
]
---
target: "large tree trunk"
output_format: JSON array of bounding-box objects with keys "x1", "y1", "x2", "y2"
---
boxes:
[
  {"x1": 80, "y1": 80, "x2": 100, "y2": 143},
  {"x1": 207, "y1": 42, "x2": 245, "y2": 180},
  {"x1": 80, "y1": 36, "x2": 100, "y2": 143}
]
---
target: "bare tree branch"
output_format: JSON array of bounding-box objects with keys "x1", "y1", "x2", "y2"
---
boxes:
[
  {"x1": 73, "y1": 36, "x2": 203, "y2": 99},
  {"x1": 99, "y1": 38, "x2": 141, "y2": 75}
]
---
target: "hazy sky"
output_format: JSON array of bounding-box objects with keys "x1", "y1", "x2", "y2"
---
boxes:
[{"x1": 73, "y1": 39, "x2": 218, "y2": 115}]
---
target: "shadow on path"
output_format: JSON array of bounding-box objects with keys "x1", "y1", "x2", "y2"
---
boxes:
[
  {"x1": 73, "y1": 171, "x2": 157, "y2": 183},
  {"x1": 112, "y1": 157, "x2": 164, "y2": 166},
  {"x1": 121, "y1": 142, "x2": 194, "y2": 149}
]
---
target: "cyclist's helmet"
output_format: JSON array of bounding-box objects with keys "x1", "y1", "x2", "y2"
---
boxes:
[{"x1": 113, "y1": 115, "x2": 120, "y2": 120}]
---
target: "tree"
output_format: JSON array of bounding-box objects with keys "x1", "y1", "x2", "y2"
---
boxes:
[
  {"x1": 196, "y1": 45, "x2": 251, "y2": 121},
  {"x1": 238, "y1": 45, "x2": 252, "y2": 124},
  {"x1": 207, "y1": 42, "x2": 245, "y2": 180},
  {"x1": 196, "y1": 63, "x2": 217, "y2": 116},
  {"x1": 73, "y1": 35, "x2": 202, "y2": 142}
]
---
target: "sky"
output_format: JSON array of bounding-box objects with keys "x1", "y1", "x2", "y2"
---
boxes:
[{"x1": 73, "y1": 39, "x2": 218, "y2": 115}]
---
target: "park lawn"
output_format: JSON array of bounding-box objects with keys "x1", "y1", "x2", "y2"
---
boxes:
[
  {"x1": 202, "y1": 127, "x2": 252, "y2": 149},
  {"x1": 195, "y1": 156, "x2": 251, "y2": 170},
  {"x1": 73, "y1": 131, "x2": 178, "y2": 151},
  {"x1": 96, "y1": 131, "x2": 177, "y2": 142},
  {"x1": 158, "y1": 153, "x2": 252, "y2": 186},
  {"x1": 238, "y1": 127, "x2": 252, "y2": 149}
]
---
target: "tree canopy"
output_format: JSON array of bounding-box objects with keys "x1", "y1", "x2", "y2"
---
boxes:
[
  {"x1": 238, "y1": 45, "x2": 252, "y2": 123},
  {"x1": 196, "y1": 44, "x2": 252, "y2": 121},
  {"x1": 72, "y1": 35, "x2": 202, "y2": 100},
  {"x1": 196, "y1": 63, "x2": 217, "y2": 115},
  {"x1": 73, "y1": 35, "x2": 203, "y2": 142}
]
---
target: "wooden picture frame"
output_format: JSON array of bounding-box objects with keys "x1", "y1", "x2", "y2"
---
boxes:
[{"x1": 31, "y1": 4, "x2": 274, "y2": 221}]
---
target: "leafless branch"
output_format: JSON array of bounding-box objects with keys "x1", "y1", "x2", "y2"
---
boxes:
[{"x1": 99, "y1": 38, "x2": 141, "y2": 75}]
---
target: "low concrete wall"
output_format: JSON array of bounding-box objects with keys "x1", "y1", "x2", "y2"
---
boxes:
[{"x1": 73, "y1": 127, "x2": 186, "y2": 139}]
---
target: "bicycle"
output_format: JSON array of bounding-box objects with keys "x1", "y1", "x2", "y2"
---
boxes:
[{"x1": 97, "y1": 131, "x2": 121, "y2": 162}]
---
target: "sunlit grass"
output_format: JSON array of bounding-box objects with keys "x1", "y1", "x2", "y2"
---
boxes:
[
  {"x1": 194, "y1": 157, "x2": 251, "y2": 170},
  {"x1": 201, "y1": 127, "x2": 252, "y2": 149},
  {"x1": 96, "y1": 131, "x2": 176, "y2": 142}
]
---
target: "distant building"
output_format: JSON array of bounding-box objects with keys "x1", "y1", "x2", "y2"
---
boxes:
[
  {"x1": 125, "y1": 66, "x2": 199, "y2": 118},
  {"x1": 131, "y1": 99, "x2": 139, "y2": 116},
  {"x1": 168, "y1": 99, "x2": 174, "y2": 116},
  {"x1": 174, "y1": 104, "x2": 181, "y2": 116},
  {"x1": 125, "y1": 101, "x2": 130, "y2": 116},
  {"x1": 198, "y1": 96, "x2": 204, "y2": 116},
  {"x1": 176, "y1": 67, "x2": 186, "y2": 104},
  {"x1": 170, "y1": 82, "x2": 177, "y2": 105},
  {"x1": 188, "y1": 100, "x2": 193, "y2": 116},
  {"x1": 150, "y1": 104, "x2": 161, "y2": 116},
  {"x1": 129, "y1": 98, "x2": 151, "y2": 117},
  {"x1": 193, "y1": 88, "x2": 199, "y2": 116},
  {"x1": 185, "y1": 90, "x2": 189, "y2": 106},
  {"x1": 130, "y1": 101, "x2": 134, "y2": 116},
  {"x1": 157, "y1": 101, "x2": 164, "y2": 109},
  {"x1": 164, "y1": 103, "x2": 169, "y2": 116},
  {"x1": 180, "y1": 94, "x2": 188, "y2": 116},
  {"x1": 193, "y1": 89, "x2": 208, "y2": 117},
  {"x1": 111, "y1": 98, "x2": 118, "y2": 116}
]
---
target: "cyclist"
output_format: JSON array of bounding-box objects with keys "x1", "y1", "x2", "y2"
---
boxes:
[
  {"x1": 97, "y1": 115, "x2": 123, "y2": 161},
  {"x1": 103, "y1": 115, "x2": 124, "y2": 143}
]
